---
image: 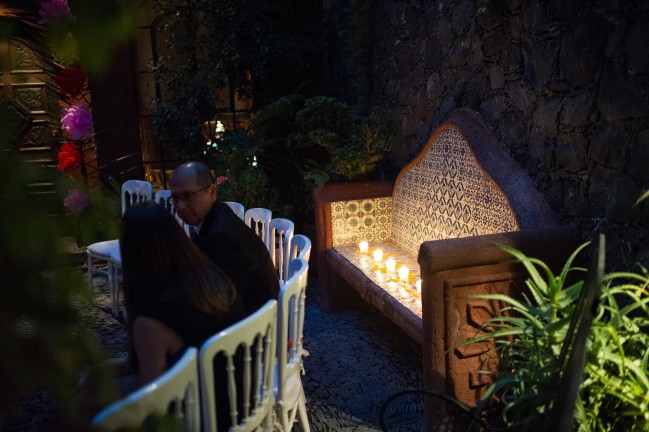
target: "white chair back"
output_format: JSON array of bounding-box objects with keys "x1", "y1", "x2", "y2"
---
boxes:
[
  {"x1": 199, "y1": 300, "x2": 277, "y2": 432},
  {"x1": 91, "y1": 347, "x2": 200, "y2": 432},
  {"x1": 268, "y1": 218, "x2": 294, "y2": 282},
  {"x1": 244, "y1": 208, "x2": 272, "y2": 247},
  {"x1": 154, "y1": 189, "x2": 173, "y2": 213},
  {"x1": 121, "y1": 180, "x2": 153, "y2": 215},
  {"x1": 289, "y1": 235, "x2": 312, "y2": 269},
  {"x1": 275, "y1": 258, "x2": 310, "y2": 432},
  {"x1": 224, "y1": 201, "x2": 245, "y2": 220}
]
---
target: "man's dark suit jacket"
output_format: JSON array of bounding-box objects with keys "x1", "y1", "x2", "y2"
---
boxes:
[{"x1": 194, "y1": 201, "x2": 279, "y2": 316}]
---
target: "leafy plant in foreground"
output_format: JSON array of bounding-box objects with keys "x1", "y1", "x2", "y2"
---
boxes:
[{"x1": 460, "y1": 242, "x2": 649, "y2": 431}]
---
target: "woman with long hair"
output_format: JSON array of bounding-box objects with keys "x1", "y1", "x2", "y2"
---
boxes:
[{"x1": 120, "y1": 202, "x2": 244, "y2": 384}]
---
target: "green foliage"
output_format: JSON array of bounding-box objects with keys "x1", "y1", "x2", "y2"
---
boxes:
[
  {"x1": 460, "y1": 243, "x2": 649, "y2": 431},
  {"x1": 254, "y1": 94, "x2": 396, "y2": 185},
  {"x1": 207, "y1": 130, "x2": 277, "y2": 211},
  {"x1": 217, "y1": 164, "x2": 277, "y2": 211},
  {"x1": 0, "y1": 106, "x2": 109, "y2": 427},
  {"x1": 151, "y1": 0, "x2": 321, "y2": 160},
  {"x1": 0, "y1": 3, "x2": 137, "y2": 427},
  {"x1": 57, "y1": 176, "x2": 121, "y2": 247}
]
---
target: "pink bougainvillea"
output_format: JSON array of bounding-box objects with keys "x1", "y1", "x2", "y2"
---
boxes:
[
  {"x1": 61, "y1": 103, "x2": 93, "y2": 140},
  {"x1": 63, "y1": 188, "x2": 89, "y2": 214},
  {"x1": 216, "y1": 176, "x2": 228, "y2": 185},
  {"x1": 38, "y1": 0, "x2": 74, "y2": 25}
]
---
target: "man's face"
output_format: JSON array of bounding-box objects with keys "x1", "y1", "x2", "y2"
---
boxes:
[{"x1": 170, "y1": 173, "x2": 216, "y2": 226}]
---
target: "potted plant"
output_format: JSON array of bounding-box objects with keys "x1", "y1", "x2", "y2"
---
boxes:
[{"x1": 254, "y1": 95, "x2": 396, "y2": 188}]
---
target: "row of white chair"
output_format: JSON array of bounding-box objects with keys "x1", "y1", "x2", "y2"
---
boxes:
[
  {"x1": 240, "y1": 206, "x2": 313, "y2": 283},
  {"x1": 87, "y1": 180, "x2": 312, "y2": 316},
  {"x1": 92, "y1": 258, "x2": 311, "y2": 432}
]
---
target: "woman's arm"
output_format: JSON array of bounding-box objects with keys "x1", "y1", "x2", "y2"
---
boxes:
[{"x1": 132, "y1": 316, "x2": 184, "y2": 386}]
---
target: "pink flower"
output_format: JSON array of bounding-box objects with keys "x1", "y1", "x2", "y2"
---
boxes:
[
  {"x1": 63, "y1": 189, "x2": 89, "y2": 214},
  {"x1": 216, "y1": 176, "x2": 228, "y2": 185},
  {"x1": 61, "y1": 103, "x2": 93, "y2": 140},
  {"x1": 38, "y1": 0, "x2": 74, "y2": 24}
]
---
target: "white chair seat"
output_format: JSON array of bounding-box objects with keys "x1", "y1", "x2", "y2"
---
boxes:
[
  {"x1": 87, "y1": 239, "x2": 119, "y2": 257},
  {"x1": 87, "y1": 240, "x2": 122, "y2": 316}
]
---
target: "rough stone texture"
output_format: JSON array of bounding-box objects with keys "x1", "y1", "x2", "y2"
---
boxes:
[{"x1": 326, "y1": 0, "x2": 649, "y2": 269}]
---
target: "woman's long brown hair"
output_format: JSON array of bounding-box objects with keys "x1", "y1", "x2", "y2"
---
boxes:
[{"x1": 120, "y1": 202, "x2": 237, "y2": 329}]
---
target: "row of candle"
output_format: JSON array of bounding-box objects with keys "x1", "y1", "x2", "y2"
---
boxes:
[{"x1": 359, "y1": 241, "x2": 422, "y2": 290}]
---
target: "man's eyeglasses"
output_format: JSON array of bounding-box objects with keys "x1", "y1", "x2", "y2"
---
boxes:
[{"x1": 171, "y1": 185, "x2": 210, "y2": 203}]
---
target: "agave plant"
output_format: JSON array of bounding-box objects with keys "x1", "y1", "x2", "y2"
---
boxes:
[{"x1": 460, "y1": 242, "x2": 649, "y2": 431}]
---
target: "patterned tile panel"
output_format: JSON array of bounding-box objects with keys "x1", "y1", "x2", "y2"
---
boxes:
[
  {"x1": 331, "y1": 197, "x2": 392, "y2": 247},
  {"x1": 333, "y1": 242, "x2": 422, "y2": 319},
  {"x1": 392, "y1": 128, "x2": 520, "y2": 256}
]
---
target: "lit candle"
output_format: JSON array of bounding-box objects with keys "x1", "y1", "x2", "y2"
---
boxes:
[
  {"x1": 398, "y1": 265, "x2": 409, "y2": 281},
  {"x1": 359, "y1": 241, "x2": 369, "y2": 253},
  {"x1": 373, "y1": 248, "x2": 383, "y2": 262},
  {"x1": 385, "y1": 257, "x2": 396, "y2": 272},
  {"x1": 416, "y1": 279, "x2": 422, "y2": 292},
  {"x1": 360, "y1": 257, "x2": 369, "y2": 269}
]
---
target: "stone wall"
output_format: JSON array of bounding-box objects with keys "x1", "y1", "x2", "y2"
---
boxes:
[{"x1": 327, "y1": 0, "x2": 649, "y2": 269}]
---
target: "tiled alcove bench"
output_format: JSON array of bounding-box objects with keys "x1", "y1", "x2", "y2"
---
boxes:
[{"x1": 313, "y1": 108, "x2": 579, "y2": 430}]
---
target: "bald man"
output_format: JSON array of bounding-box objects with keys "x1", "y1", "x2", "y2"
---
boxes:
[{"x1": 170, "y1": 161, "x2": 279, "y2": 316}]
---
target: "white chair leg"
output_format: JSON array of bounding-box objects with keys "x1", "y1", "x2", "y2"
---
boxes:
[
  {"x1": 87, "y1": 254, "x2": 94, "y2": 292},
  {"x1": 114, "y1": 265, "x2": 122, "y2": 319},
  {"x1": 297, "y1": 389, "x2": 310, "y2": 432},
  {"x1": 107, "y1": 261, "x2": 117, "y2": 317}
]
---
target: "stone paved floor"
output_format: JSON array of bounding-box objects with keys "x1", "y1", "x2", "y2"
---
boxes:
[
  {"x1": 299, "y1": 277, "x2": 424, "y2": 431},
  {"x1": 15, "y1": 267, "x2": 425, "y2": 431}
]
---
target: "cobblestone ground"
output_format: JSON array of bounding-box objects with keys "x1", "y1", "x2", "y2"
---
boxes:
[
  {"x1": 14, "y1": 264, "x2": 424, "y2": 431},
  {"x1": 300, "y1": 278, "x2": 424, "y2": 432}
]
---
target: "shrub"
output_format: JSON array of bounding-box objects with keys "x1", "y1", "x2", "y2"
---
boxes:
[{"x1": 460, "y1": 242, "x2": 649, "y2": 431}]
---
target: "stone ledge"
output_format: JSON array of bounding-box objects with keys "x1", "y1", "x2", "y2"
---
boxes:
[{"x1": 328, "y1": 242, "x2": 422, "y2": 345}]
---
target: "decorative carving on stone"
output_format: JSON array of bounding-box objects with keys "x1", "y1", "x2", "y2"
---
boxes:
[
  {"x1": 448, "y1": 280, "x2": 512, "y2": 396},
  {"x1": 15, "y1": 87, "x2": 44, "y2": 111},
  {"x1": 6, "y1": 104, "x2": 30, "y2": 136},
  {"x1": 454, "y1": 301, "x2": 496, "y2": 359},
  {"x1": 23, "y1": 125, "x2": 52, "y2": 149},
  {"x1": 11, "y1": 42, "x2": 40, "y2": 71}
]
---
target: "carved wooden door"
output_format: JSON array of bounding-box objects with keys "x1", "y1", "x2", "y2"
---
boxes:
[{"x1": 0, "y1": 38, "x2": 57, "y2": 195}]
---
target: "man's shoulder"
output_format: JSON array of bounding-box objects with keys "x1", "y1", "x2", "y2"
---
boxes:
[{"x1": 199, "y1": 201, "x2": 255, "y2": 240}]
